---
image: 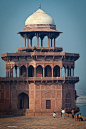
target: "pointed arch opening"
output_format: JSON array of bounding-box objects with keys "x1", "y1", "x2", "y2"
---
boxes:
[
  {"x1": 18, "y1": 92, "x2": 29, "y2": 109},
  {"x1": 53, "y1": 65, "x2": 60, "y2": 77},
  {"x1": 28, "y1": 65, "x2": 34, "y2": 77},
  {"x1": 36, "y1": 65, "x2": 43, "y2": 77},
  {"x1": 20, "y1": 65, "x2": 26, "y2": 77},
  {"x1": 45, "y1": 65, "x2": 52, "y2": 77}
]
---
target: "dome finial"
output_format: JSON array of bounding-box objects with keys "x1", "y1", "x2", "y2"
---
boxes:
[{"x1": 39, "y1": 3, "x2": 41, "y2": 9}]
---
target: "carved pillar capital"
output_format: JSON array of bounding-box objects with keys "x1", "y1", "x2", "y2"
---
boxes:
[
  {"x1": 35, "y1": 33, "x2": 40, "y2": 37},
  {"x1": 64, "y1": 65, "x2": 67, "y2": 69}
]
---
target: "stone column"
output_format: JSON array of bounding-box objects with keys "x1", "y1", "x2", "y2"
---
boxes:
[
  {"x1": 52, "y1": 68, "x2": 53, "y2": 77},
  {"x1": 67, "y1": 67, "x2": 69, "y2": 77},
  {"x1": 27, "y1": 38, "x2": 29, "y2": 47},
  {"x1": 54, "y1": 38, "x2": 55, "y2": 48},
  {"x1": 34, "y1": 68, "x2": 36, "y2": 77},
  {"x1": 10, "y1": 68, "x2": 13, "y2": 77},
  {"x1": 37, "y1": 36, "x2": 39, "y2": 48},
  {"x1": 69, "y1": 66, "x2": 71, "y2": 76},
  {"x1": 43, "y1": 67, "x2": 45, "y2": 77},
  {"x1": 27, "y1": 68, "x2": 28, "y2": 77},
  {"x1": 48, "y1": 37, "x2": 50, "y2": 47},
  {"x1": 24, "y1": 38, "x2": 26, "y2": 47},
  {"x1": 34, "y1": 62, "x2": 36, "y2": 77},
  {"x1": 60, "y1": 67, "x2": 62, "y2": 77}
]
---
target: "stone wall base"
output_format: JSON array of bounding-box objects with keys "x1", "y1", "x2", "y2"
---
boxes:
[{"x1": 0, "y1": 110, "x2": 61, "y2": 116}]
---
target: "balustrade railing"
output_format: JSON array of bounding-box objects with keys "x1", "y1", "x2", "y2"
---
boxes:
[{"x1": 0, "y1": 76, "x2": 79, "y2": 82}]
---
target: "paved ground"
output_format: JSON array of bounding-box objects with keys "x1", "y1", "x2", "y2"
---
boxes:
[{"x1": 0, "y1": 115, "x2": 86, "y2": 129}]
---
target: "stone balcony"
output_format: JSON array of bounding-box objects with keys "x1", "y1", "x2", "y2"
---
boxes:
[{"x1": 0, "y1": 76, "x2": 79, "y2": 84}]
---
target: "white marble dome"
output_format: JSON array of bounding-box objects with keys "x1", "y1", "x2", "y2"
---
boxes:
[{"x1": 25, "y1": 9, "x2": 55, "y2": 25}]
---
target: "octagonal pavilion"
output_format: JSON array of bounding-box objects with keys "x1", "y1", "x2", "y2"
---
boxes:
[{"x1": 0, "y1": 4, "x2": 79, "y2": 115}]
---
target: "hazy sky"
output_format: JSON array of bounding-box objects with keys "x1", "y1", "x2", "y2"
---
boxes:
[{"x1": 0, "y1": 0, "x2": 86, "y2": 90}]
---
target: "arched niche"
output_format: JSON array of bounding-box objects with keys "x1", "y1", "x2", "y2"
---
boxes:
[
  {"x1": 20, "y1": 65, "x2": 26, "y2": 77},
  {"x1": 45, "y1": 65, "x2": 52, "y2": 77},
  {"x1": 28, "y1": 65, "x2": 34, "y2": 77},
  {"x1": 36, "y1": 65, "x2": 43, "y2": 77},
  {"x1": 18, "y1": 92, "x2": 29, "y2": 109},
  {"x1": 53, "y1": 65, "x2": 60, "y2": 77}
]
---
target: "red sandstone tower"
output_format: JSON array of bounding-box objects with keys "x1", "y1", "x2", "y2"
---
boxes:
[{"x1": 0, "y1": 4, "x2": 79, "y2": 115}]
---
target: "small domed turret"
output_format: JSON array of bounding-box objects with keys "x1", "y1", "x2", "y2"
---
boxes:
[{"x1": 25, "y1": 5, "x2": 55, "y2": 25}]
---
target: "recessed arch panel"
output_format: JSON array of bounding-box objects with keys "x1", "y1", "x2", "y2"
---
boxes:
[
  {"x1": 18, "y1": 92, "x2": 29, "y2": 109},
  {"x1": 65, "y1": 92, "x2": 71, "y2": 108}
]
